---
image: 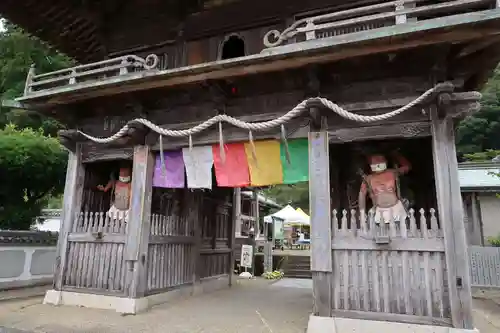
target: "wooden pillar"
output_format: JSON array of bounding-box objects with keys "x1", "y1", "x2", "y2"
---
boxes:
[
  {"x1": 54, "y1": 145, "x2": 85, "y2": 290},
  {"x1": 462, "y1": 193, "x2": 473, "y2": 246},
  {"x1": 229, "y1": 188, "x2": 241, "y2": 285},
  {"x1": 188, "y1": 190, "x2": 202, "y2": 290},
  {"x1": 309, "y1": 131, "x2": 333, "y2": 317},
  {"x1": 234, "y1": 188, "x2": 242, "y2": 237},
  {"x1": 471, "y1": 192, "x2": 484, "y2": 246},
  {"x1": 124, "y1": 145, "x2": 154, "y2": 298},
  {"x1": 252, "y1": 189, "x2": 260, "y2": 236},
  {"x1": 430, "y1": 107, "x2": 473, "y2": 329},
  {"x1": 252, "y1": 189, "x2": 260, "y2": 276}
]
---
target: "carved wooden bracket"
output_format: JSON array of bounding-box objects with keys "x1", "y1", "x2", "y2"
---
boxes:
[
  {"x1": 437, "y1": 91, "x2": 482, "y2": 120},
  {"x1": 58, "y1": 129, "x2": 83, "y2": 152}
]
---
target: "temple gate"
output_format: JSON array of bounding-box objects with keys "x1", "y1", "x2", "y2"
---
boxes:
[{"x1": 2, "y1": 0, "x2": 500, "y2": 331}]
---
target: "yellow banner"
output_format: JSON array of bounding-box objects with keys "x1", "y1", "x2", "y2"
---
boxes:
[{"x1": 244, "y1": 140, "x2": 283, "y2": 186}]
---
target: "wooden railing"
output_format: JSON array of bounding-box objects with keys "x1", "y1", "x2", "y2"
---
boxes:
[
  {"x1": 263, "y1": 0, "x2": 495, "y2": 47},
  {"x1": 23, "y1": 54, "x2": 159, "y2": 96},
  {"x1": 331, "y1": 207, "x2": 442, "y2": 241}
]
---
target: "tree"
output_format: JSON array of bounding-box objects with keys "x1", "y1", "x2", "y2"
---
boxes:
[
  {"x1": 0, "y1": 20, "x2": 73, "y2": 136},
  {"x1": 0, "y1": 125, "x2": 67, "y2": 229},
  {"x1": 456, "y1": 66, "x2": 500, "y2": 154},
  {"x1": 263, "y1": 182, "x2": 310, "y2": 212}
]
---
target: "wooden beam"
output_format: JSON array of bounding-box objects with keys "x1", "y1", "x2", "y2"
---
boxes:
[
  {"x1": 150, "y1": 117, "x2": 310, "y2": 151},
  {"x1": 450, "y1": 41, "x2": 500, "y2": 89},
  {"x1": 457, "y1": 35, "x2": 500, "y2": 58},
  {"x1": 430, "y1": 106, "x2": 473, "y2": 329},
  {"x1": 329, "y1": 121, "x2": 431, "y2": 143},
  {"x1": 18, "y1": 9, "x2": 500, "y2": 106},
  {"x1": 53, "y1": 144, "x2": 85, "y2": 291},
  {"x1": 124, "y1": 145, "x2": 154, "y2": 299},
  {"x1": 309, "y1": 131, "x2": 333, "y2": 317}
]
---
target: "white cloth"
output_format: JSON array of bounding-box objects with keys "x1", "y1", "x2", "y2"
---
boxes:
[
  {"x1": 182, "y1": 146, "x2": 214, "y2": 189},
  {"x1": 107, "y1": 205, "x2": 129, "y2": 222},
  {"x1": 370, "y1": 200, "x2": 407, "y2": 224},
  {"x1": 298, "y1": 232, "x2": 305, "y2": 242}
]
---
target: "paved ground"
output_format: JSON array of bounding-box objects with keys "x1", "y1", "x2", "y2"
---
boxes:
[
  {"x1": 1, "y1": 281, "x2": 500, "y2": 332},
  {"x1": 0, "y1": 279, "x2": 312, "y2": 333}
]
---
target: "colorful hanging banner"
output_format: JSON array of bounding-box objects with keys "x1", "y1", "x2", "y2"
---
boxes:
[
  {"x1": 182, "y1": 146, "x2": 213, "y2": 189},
  {"x1": 281, "y1": 138, "x2": 309, "y2": 184},
  {"x1": 213, "y1": 143, "x2": 250, "y2": 187},
  {"x1": 244, "y1": 140, "x2": 283, "y2": 186},
  {"x1": 152, "y1": 150, "x2": 185, "y2": 188}
]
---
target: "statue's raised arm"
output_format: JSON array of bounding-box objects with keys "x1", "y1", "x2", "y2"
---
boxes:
[
  {"x1": 361, "y1": 154, "x2": 408, "y2": 224},
  {"x1": 391, "y1": 150, "x2": 411, "y2": 175}
]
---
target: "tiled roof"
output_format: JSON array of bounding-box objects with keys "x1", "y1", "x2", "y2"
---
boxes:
[{"x1": 458, "y1": 162, "x2": 500, "y2": 190}]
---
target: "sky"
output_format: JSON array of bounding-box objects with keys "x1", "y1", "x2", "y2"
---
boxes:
[{"x1": 0, "y1": 19, "x2": 4, "y2": 32}]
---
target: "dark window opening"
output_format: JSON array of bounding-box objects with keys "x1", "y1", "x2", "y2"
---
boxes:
[{"x1": 221, "y1": 35, "x2": 245, "y2": 60}]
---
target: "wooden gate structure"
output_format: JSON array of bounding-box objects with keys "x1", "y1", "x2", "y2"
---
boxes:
[
  {"x1": 329, "y1": 208, "x2": 448, "y2": 325},
  {"x1": 56, "y1": 147, "x2": 234, "y2": 303},
  {"x1": 2, "y1": 0, "x2": 500, "y2": 330}
]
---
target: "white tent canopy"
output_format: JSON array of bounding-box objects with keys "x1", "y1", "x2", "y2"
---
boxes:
[{"x1": 269, "y1": 205, "x2": 310, "y2": 226}]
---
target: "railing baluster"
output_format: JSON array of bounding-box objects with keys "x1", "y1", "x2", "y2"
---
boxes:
[
  {"x1": 23, "y1": 64, "x2": 35, "y2": 96},
  {"x1": 305, "y1": 21, "x2": 316, "y2": 40},
  {"x1": 68, "y1": 69, "x2": 77, "y2": 85},
  {"x1": 395, "y1": 1, "x2": 408, "y2": 24}
]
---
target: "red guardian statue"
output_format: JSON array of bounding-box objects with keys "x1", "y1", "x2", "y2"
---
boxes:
[
  {"x1": 97, "y1": 166, "x2": 132, "y2": 222},
  {"x1": 358, "y1": 151, "x2": 411, "y2": 224}
]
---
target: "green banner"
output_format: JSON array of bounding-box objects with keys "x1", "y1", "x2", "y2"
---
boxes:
[{"x1": 280, "y1": 139, "x2": 309, "y2": 184}]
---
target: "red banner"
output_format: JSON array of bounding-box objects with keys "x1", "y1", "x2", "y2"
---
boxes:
[{"x1": 213, "y1": 143, "x2": 250, "y2": 187}]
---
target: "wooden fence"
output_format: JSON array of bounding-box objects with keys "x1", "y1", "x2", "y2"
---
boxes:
[{"x1": 469, "y1": 246, "x2": 500, "y2": 288}]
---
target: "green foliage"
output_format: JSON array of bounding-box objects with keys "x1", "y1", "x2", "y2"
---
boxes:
[
  {"x1": 456, "y1": 66, "x2": 500, "y2": 154},
  {"x1": 487, "y1": 234, "x2": 500, "y2": 247},
  {"x1": 46, "y1": 195, "x2": 63, "y2": 209},
  {"x1": 261, "y1": 271, "x2": 284, "y2": 280},
  {"x1": 0, "y1": 125, "x2": 67, "y2": 229},
  {"x1": 0, "y1": 21, "x2": 73, "y2": 136},
  {"x1": 463, "y1": 149, "x2": 500, "y2": 162},
  {"x1": 262, "y1": 182, "x2": 309, "y2": 212}
]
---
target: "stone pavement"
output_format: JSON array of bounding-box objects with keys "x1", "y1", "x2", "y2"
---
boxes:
[
  {"x1": 0, "y1": 280, "x2": 500, "y2": 332},
  {"x1": 471, "y1": 289, "x2": 500, "y2": 332},
  {"x1": 0, "y1": 279, "x2": 312, "y2": 333}
]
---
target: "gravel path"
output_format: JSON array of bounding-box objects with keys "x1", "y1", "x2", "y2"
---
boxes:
[{"x1": 0, "y1": 279, "x2": 312, "y2": 333}]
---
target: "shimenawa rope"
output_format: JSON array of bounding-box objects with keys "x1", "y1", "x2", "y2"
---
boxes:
[{"x1": 77, "y1": 81, "x2": 454, "y2": 145}]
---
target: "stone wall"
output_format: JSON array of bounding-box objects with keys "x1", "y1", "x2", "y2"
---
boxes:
[{"x1": 0, "y1": 231, "x2": 58, "y2": 290}]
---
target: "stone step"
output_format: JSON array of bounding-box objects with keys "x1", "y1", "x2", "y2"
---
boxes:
[
  {"x1": 283, "y1": 262, "x2": 311, "y2": 269},
  {"x1": 283, "y1": 268, "x2": 312, "y2": 279}
]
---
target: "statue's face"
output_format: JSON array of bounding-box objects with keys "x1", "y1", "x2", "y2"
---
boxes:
[
  {"x1": 368, "y1": 155, "x2": 387, "y2": 173},
  {"x1": 118, "y1": 168, "x2": 131, "y2": 183}
]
